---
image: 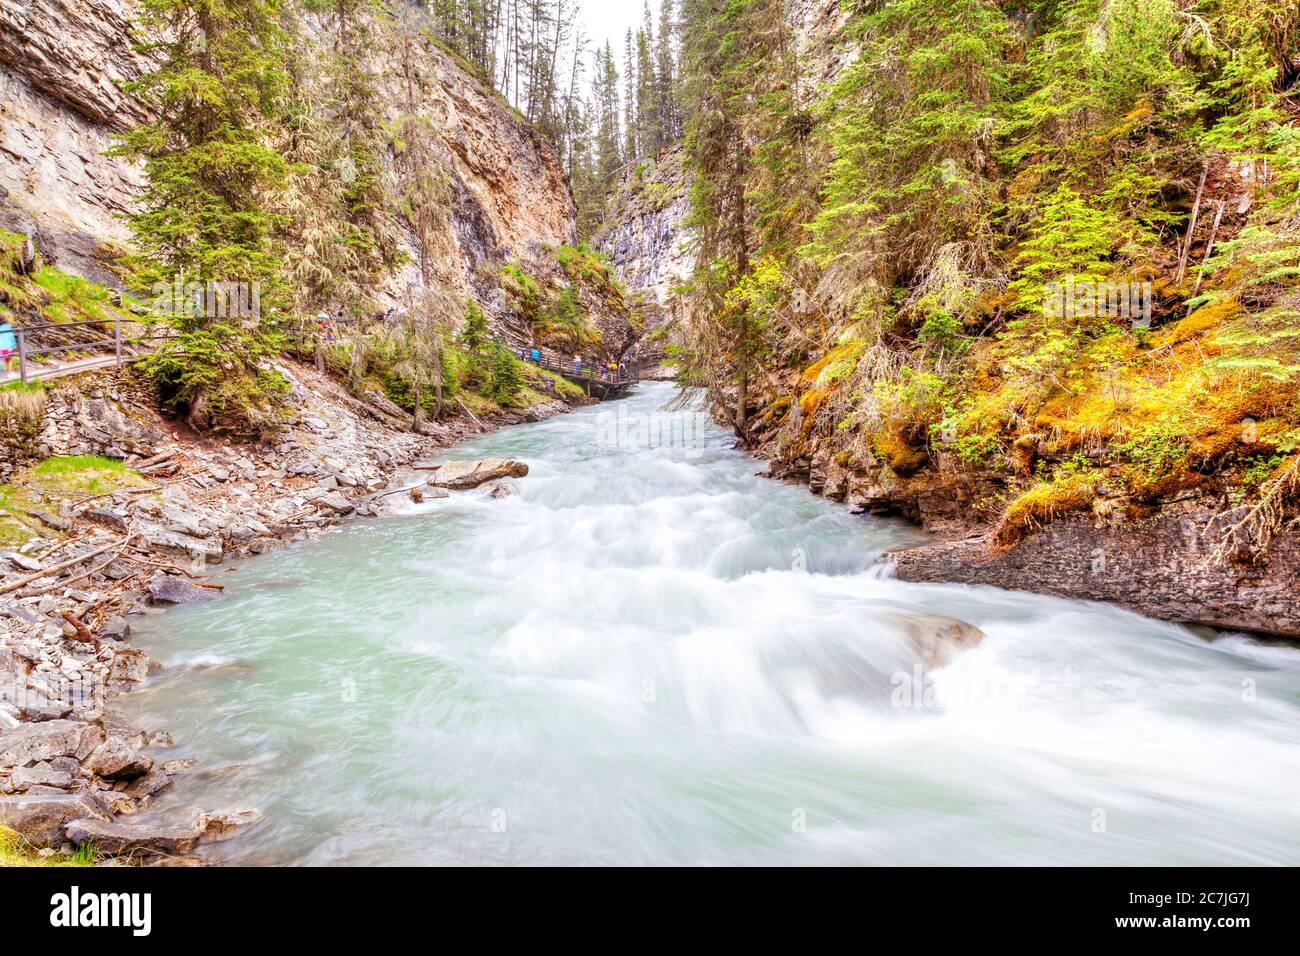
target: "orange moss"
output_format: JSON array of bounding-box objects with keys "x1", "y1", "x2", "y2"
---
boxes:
[
  {"x1": 1168, "y1": 298, "x2": 1242, "y2": 344},
  {"x1": 872, "y1": 428, "x2": 930, "y2": 477},
  {"x1": 994, "y1": 474, "x2": 1099, "y2": 549}
]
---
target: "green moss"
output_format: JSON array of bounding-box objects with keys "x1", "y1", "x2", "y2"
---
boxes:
[
  {"x1": 32, "y1": 267, "x2": 114, "y2": 324},
  {"x1": 27, "y1": 455, "x2": 149, "y2": 497}
]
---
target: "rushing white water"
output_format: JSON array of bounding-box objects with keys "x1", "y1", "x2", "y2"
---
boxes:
[{"x1": 120, "y1": 383, "x2": 1300, "y2": 865}]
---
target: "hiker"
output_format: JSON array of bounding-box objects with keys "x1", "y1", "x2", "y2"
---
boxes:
[
  {"x1": 530, "y1": 347, "x2": 541, "y2": 364},
  {"x1": 574, "y1": 355, "x2": 582, "y2": 373},
  {"x1": 0, "y1": 321, "x2": 17, "y2": 376},
  {"x1": 316, "y1": 310, "x2": 333, "y2": 346},
  {"x1": 618, "y1": 362, "x2": 628, "y2": 380}
]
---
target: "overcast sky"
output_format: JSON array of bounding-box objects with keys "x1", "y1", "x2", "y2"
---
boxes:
[{"x1": 574, "y1": 0, "x2": 663, "y2": 66}]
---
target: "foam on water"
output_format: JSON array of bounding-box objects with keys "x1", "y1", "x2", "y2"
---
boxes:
[{"x1": 119, "y1": 383, "x2": 1300, "y2": 865}]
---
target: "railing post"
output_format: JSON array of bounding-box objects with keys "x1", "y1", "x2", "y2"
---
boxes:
[
  {"x1": 114, "y1": 319, "x2": 122, "y2": 367},
  {"x1": 16, "y1": 328, "x2": 27, "y2": 385}
]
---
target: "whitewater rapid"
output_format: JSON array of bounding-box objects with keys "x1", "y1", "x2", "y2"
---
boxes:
[{"x1": 119, "y1": 382, "x2": 1300, "y2": 865}]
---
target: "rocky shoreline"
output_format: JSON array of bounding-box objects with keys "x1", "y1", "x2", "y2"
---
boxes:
[{"x1": 0, "y1": 359, "x2": 577, "y2": 865}]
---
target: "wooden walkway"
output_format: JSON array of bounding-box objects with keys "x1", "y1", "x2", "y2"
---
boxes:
[
  {"x1": 529, "y1": 355, "x2": 638, "y2": 398},
  {"x1": 2, "y1": 318, "x2": 659, "y2": 401}
]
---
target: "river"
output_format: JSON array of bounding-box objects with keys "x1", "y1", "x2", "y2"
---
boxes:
[{"x1": 119, "y1": 383, "x2": 1300, "y2": 865}]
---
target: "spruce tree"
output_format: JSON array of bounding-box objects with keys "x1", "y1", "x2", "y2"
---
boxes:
[{"x1": 114, "y1": 0, "x2": 292, "y2": 435}]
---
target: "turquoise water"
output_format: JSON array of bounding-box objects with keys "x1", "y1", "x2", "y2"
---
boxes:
[{"x1": 120, "y1": 383, "x2": 1300, "y2": 865}]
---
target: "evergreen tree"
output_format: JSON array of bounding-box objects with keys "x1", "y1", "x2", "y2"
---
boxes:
[{"x1": 113, "y1": 0, "x2": 292, "y2": 435}]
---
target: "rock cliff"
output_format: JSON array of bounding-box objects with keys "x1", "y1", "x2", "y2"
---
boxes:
[
  {"x1": 0, "y1": 0, "x2": 582, "y2": 335},
  {"x1": 0, "y1": 0, "x2": 147, "y2": 285},
  {"x1": 595, "y1": 146, "x2": 693, "y2": 332}
]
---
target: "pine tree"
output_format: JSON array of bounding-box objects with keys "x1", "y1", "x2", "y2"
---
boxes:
[{"x1": 113, "y1": 0, "x2": 292, "y2": 435}]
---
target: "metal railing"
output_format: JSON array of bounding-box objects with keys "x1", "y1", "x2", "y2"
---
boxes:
[
  {"x1": 4, "y1": 319, "x2": 179, "y2": 385},
  {"x1": 12, "y1": 319, "x2": 122, "y2": 385}
]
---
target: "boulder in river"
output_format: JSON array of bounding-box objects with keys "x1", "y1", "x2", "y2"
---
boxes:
[
  {"x1": 482, "y1": 478, "x2": 520, "y2": 499},
  {"x1": 148, "y1": 572, "x2": 217, "y2": 605},
  {"x1": 426, "y1": 459, "x2": 529, "y2": 490},
  {"x1": 197, "y1": 808, "x2": 264, "y2": 843},
  {"x1": 895, "y1": 612, "x2": 985, "y2": 667}
]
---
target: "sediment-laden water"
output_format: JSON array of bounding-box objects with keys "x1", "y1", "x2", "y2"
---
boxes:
[{"x1": 120, "y1": 383, "x2": 1300, "y2": 865}]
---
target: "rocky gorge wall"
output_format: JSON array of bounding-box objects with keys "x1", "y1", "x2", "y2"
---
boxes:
[
  {"x1": 0, "y1": 0, "x2": 582, "y2": 335},
  {"x1": 0, "y1": 0, "x2": 146, "y2": 286},
  {"x1": 595, "y1": 146, "x2": 694, "y2": 332}
]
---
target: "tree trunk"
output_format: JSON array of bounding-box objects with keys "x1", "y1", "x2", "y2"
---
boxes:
[
  {"x1": 412, "y1": 380, "x2": 425, "y2": 432},
  {"x1": 432, "y1": 350, "x2": 445, "y2": 420}
]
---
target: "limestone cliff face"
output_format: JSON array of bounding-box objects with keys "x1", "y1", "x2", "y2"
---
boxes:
[
  {"x1": 366, "y1": 19, "x2": 577, "y2": 315},
  {"x1": 0, "y1": 0, "x2": 578, "y2": 334},
  {"x1": 0, "y1": 0, "x2": 147, "y2": 285},
  {"x1": 595, "y1": 146, "x2": 694, "y2": 332}
]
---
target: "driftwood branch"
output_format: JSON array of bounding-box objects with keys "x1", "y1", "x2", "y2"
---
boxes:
[
  {"x1": 0, "y1": 541, "x2": 121, "y2": 596},
  {"x1": 1176, "y1": 161, "x2": 1209, "y2": 284},
  {"x1": 456, "y1": 397, "x2": 485, "y2": 431}
]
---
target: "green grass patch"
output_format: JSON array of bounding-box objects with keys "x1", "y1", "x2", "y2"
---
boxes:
[
  {"x1": 0, "y1": 380, "x2": 46, "y2": 395},
  {"x1": 27, "y1": 454, "x2": 148, "y2": 497},
  {"x1": 32, "y1": 267, "x2": 114, "y2": 324},
  {"x1": 0, "y1": 482, "x2": 45, "y2": 547},
  {"x1": 0, "y1": 827, "x2": 98, "y2": 867}
]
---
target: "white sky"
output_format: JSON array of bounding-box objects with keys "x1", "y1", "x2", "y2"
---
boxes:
[{"x1": 574, "y1": 0, "x2": 663, "y2": 71}]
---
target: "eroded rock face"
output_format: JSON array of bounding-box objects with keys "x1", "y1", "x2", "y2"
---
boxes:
[
  {"x1": 889, "y1": 502, "x2": 1300, "y2": 639},
  {"x1": 0, "y1": 0, "x2": 147, "y2": 281},
  {"x1": 373, "y1": 25, "x2": 576, "y2": 311},
  {"x1": 596, "y1": 146, "x2": 694, "y2": 333}
]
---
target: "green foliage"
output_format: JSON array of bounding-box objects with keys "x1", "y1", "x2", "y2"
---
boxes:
[
  {"x1": 488, "y1": 343, "x2": 524, "y2": 406},
  {"x1": 458, "y1": 300, "x2": 492, "y2": 355},
  {"x1": 113, "y1": 0, "x2": 291, "y2": 436},
  {"x1": 672, "y1": 0, "x2": 1300, "y2": 541}
]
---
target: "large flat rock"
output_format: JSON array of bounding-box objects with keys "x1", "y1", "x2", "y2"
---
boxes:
[
  {"x1": 0, "y1": 793, "x2": 110, "y2": 846},
  {"x1": 64, "y1": 818, "x2": 203, "y2": 855}
]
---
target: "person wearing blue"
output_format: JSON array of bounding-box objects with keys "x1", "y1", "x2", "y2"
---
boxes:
[
  {"x1": 0, "y1": 320, "x2": 17, "y2": 376},
  {"x1": 530, "y1": 348, "x2": 540, "y2": 363}
]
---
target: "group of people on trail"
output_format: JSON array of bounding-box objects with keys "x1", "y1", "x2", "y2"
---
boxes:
[
  {"x1": 571, "y1": 355, "x2": 629, "y2": 380},
  {"x1": 315, "y1": 308, "x2": 345, "y2": 346}
]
